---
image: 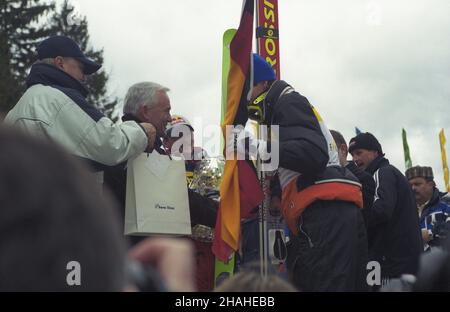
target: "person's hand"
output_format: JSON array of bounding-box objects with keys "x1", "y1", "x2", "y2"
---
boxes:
[
  {"x1": 421, "y1": 229, "x2": 432, "y2": 243},
  {"x1": 140, "y1": 122, "x2": 157, "y2": 150},
  {"x1": 128, "y1": 238, "x2": 196, "y2": 292}
]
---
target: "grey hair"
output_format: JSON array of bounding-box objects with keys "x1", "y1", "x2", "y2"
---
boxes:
[
  {"x1": 34, "y1": 57, "x2": 76, "y2": 66},
  {"x1": 123, "y1": 82, "x2": 170, "y2": 115},
  {"x1": 35, "y1": 58, "x2": 56, "y2": 66}
]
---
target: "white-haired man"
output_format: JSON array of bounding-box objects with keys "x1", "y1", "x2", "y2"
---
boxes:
[
  {"x1": 104, "y1": 81, "x2": 172, "y2": 245},
  {"x1": 121, "y1": 81, "x2": 172, "y2": 139}
]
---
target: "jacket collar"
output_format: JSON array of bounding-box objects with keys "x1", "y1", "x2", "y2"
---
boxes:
[
  {"x1": 26, "y1": 63, "x2": 89, "y2": 98},
  {"x1": 263, "y1": 80, "x2": 295, "y2": 123},
  {"x1": 425, "y1": 187, "x2": 441, "y2": 209},
  {"x1": 122, "y1": 113, "x2": 141, "y2": 123},
  {"x1": 265, "y1": 80, "x2": 291, "y2": 105},
  {"x1": 365, "y1": 155, "x2": 389, "y2": 175}
]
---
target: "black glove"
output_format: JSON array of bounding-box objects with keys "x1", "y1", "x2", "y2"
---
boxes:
[{"x1": 188, "y1": 189, "x2": 218, "y2": 228}]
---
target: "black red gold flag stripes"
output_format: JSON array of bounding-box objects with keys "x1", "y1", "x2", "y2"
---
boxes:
[{"x1": 213, "y1": 0, "x2": 264, "y2": 262}]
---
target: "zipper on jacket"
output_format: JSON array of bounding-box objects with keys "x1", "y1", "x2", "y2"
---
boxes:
[{"x1": 298, "y1": 216, "x2": 314, "y2": 248}]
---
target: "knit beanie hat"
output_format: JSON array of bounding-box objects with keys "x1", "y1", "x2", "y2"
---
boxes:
[
  {"x1": 348, "y1": 132, "x2": 383, "y2": 155},
  {"x1": 253, "y1": 53, "x2": 276, "y2": 86},
  {"x1": 165, "y1": 115, "x2": 193, "y2": 138}
]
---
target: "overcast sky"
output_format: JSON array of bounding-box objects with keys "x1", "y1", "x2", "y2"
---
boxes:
[{"x1": 64, "y1": 0, "x2": 450, "y2": 190}]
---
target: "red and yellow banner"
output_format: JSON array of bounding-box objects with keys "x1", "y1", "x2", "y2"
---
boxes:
[
  {"x1": 440, "y1": 129, "x2": 450, "y2": 192},
  {"x1": 256, "y1": 0, "x2": 280, "y2": 79}
]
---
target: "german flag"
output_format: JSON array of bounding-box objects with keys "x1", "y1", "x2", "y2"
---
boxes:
[{"x1": 213, "y1": 0, "x2": 264, "y2": 262}]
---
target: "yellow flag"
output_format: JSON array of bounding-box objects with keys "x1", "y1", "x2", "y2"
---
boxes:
[{"x1": 439, "y1": 129, "x2": 450, "y2": 192}]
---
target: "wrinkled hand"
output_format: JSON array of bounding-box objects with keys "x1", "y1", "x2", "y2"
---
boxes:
[
  {"x1": 128, "y1": 238, "x2": 196, "y2": 292},
  {"x1": 140, "y1": 122, "x2": 157, "y2": 151}
]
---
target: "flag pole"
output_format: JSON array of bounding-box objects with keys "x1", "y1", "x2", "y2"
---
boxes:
[
  {"x1": 255, "y1": 0, "x2": 265, "y2": 279},
  {"x1": 402, "y1": 128, "x2": 413, "y2": 170},
  {"x1": 255, "y1": 0, "x2": 281, "y2": 277}
]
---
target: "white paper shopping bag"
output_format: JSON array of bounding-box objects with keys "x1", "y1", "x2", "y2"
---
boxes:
[{"x1": 124, "y1": 152, "x2": 191, "y2": 236}]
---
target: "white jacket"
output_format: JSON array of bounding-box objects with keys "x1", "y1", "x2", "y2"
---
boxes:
[{"x1": 5, "y1": 64, "x2": 147, "y2": 167}]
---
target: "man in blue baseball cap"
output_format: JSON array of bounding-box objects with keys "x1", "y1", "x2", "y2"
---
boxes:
[
  {"x1": 36, "y1": 35, "x2": 101, "y2": 78},
  {"x1": 5, "y1": 36, "x2": 157, "y2": 174}
]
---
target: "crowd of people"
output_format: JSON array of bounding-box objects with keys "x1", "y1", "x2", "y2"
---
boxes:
[{"x1": 0, "y1": 36, "x2": 449, "y2": 292}]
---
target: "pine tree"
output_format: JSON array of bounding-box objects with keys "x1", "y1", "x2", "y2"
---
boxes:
[
  {"x1": 0, "y1": 0, "x2": 54, "y2": 113},
  {"x1": 49, "y1": 0, "x2": 119, "y2": 122}
]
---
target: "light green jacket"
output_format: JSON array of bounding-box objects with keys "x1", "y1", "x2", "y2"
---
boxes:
[{"x1": 5, "y1": 84, "x2": 147, "y2": 166}]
